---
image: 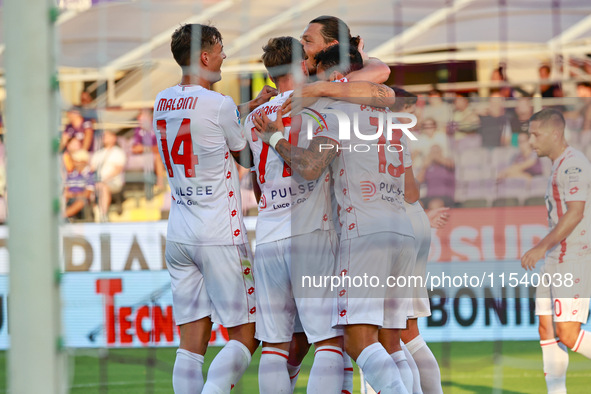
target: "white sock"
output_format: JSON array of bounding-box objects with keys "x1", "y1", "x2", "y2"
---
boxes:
[
  {"x1": 287, "y1": 362, "x2": 301, "y2": 392},
  {"x1": 202, "y1": 340, "x2": 251, "y2": 394},
  {"x1": 540, "y1": 338, "x2": 568, "y2": 394},
  {"x1": 402, "y1": 343, "x2": 423, "y2": 394},
  {"x1": 356, "y1": 342, "x2": 408, "y2": 394},
  {"x1": 259, "y1": 347, "x2": 291, "y2": 394},
  {"x1": 173, "y1": 349, "x2": 204, "y2": 394},
  {"x1": 342, "y1": 352, "x2": 354, "y2": 394},
  {"x1": 391, "y1": 350, "x2": 413, "y2": 394},
  {"x1": 308, "y1": 346, "x2": 344, "y2": 394},
  {"x1": 573, "y1": 329, "x2": 591, "y2": 359},
  {"x1": 406, "y1": 335, "x2": 443, "y2": 394}
]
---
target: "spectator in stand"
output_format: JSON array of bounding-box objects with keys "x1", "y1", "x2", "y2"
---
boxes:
[
  {"x1": 130, "y1": 108, "x2": 165, "y2": 189},
  {"x1": 448, "y1": 93, "x2": 480, "y2": 140},
  {"x1": 421, "y1": 87, "x2": 451, "y2": 130},
  {"x1": 497, "y1": 133, "x2": 542, "y2": 181},
  {"x1": 64, "y1": 149, "x2": 95, "y2": 222},
  {"x1": 60, "y1": 106, "x2": 95, "y2": 152},
  {"x1": 412, "y1": 117, "x2": 450, "y2": 172},
  {"x1": 478, "y1": 92, "x2": 511, "y2": 148},
  {"x1": 90, "y1": 130, "x2": 126, "y2": 221},
  {"x1": 416, "y1": 123, "x2": 456, "y2": 208},
  {"x1": 491, "y1": 65, "x2": 514, "y2": 98},
  {"x1": 539, "y1": 64, "x2": 563, "y2": 98},
  {"x1": 79, "y1": 91, "x2": 98, "y2": 124},
  {"x1": 509, "y1": 96, "x2": 533, "y2": 146},
  {"x1": 576, "y1": 82, "x2": 591, "y2": 133},
  {"x1": 62, "y1": 137, "x2": 83, "y2": 174}
]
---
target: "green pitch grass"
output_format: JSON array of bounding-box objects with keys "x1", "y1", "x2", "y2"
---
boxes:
[{"x1": 1, "y1": 341, "x2": 590, "y2": 393}]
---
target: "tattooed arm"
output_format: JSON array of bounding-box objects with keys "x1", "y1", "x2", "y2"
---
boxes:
[
  {"x1": 285, "y1": 81, "x2": 395, "y2": 112},
  {"x1": 253, "y1": 107, "x2": 338, "y2": 181}
]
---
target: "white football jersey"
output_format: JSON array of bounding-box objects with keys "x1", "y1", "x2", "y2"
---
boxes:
[
  {"x1": 244, "y1": 91, "x2": 337, "y2": 244},
  {"x1": 545, "y1": 146, "x2": 591, "y2": 262},
  {"x1": 153, "y1": 84, "x2": 248, "y2": 246},
  {"x1": 327, "y1": 101, "x2": 414, "y2": 240}
]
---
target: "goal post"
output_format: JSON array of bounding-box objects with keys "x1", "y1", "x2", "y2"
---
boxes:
[{"x1": 3, "y1": 0, "x2": 66, "y2": 392}]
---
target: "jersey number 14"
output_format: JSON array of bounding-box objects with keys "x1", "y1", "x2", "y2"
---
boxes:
[{"x1": 156, "y1": 118, "x2": 199, "y2": 178}]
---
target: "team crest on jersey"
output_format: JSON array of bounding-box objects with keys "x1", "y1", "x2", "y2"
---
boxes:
[
  {"x1": 565, "y1": 167, "x2": 581, "y2": 175},
  {"x1": 360, "y1": 180, "x2": 377, "y2": 201}
]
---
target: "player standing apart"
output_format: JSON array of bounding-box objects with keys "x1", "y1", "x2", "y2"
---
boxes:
[
  {"x1": 154, "y1": 24, "x2": 262, "y2": 394},
  {"x1": 521, "y1": 108, "x2": 591, "y2": 394}
]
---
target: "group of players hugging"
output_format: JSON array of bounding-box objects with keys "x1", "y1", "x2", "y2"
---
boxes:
[{"x1": 153, "y1": 13, "x2": 591, "y2": 394}]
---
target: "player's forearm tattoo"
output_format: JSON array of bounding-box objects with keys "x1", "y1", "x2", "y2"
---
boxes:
[
  {"x1": 369, "y1": 83, "x2": 394, "y2": 108},
  {"x1": 274, "y1": 136, "x2": 338, "y2": 180}
]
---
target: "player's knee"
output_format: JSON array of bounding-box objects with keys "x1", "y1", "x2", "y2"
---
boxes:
[
  {"x1": 538, "y1": 321, "x2": 554, "y2": 340},
  {"x1": 556, "y1": 326, "x2": 579, "y2": 349}
]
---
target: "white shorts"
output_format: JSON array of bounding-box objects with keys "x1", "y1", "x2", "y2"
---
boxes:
[
  {"x1": 535, "y1": 259, "x2": 591, "y2": 323},
  {"x1": 165, "y1": 241, "x2": 256, "y2": 327},
  {"x1": 254, "y1": 230, "x2": 341, "y2": 344},
  {"x1": 407, "y1": 205, "x2": 431, "y2": 318},
  {"x1": 334, "y1": 232, "x2": 415, "y2": 329}
]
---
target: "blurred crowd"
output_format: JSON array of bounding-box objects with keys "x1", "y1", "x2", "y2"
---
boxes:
[{"x1": 1, "y1": 64, "x2": 591, "y2": 223}]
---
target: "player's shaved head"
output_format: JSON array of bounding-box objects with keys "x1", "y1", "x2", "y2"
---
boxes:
[
  {"x1": 530, "y1": 108, "x2": 565, "y2": 134},
  {"x1": 171, "y1": 24, "x2": 222, "y2": 67},
  {"x1": 314, "y1": 44, "x2": 363, "y2": 78},
  {"x1": 262, "y1": 37, "x2": 304, "y2": 79}
]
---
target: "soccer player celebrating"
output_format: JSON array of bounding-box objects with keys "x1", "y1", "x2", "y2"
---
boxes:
[
  {"x1": 153, "y1": 24, "x2": 266, "y2": 394},
  {"x1": 254, "y1": 44, "x2": 414, "y2": 394},
  {"x1": 521, "y1": 108, "x2": 591, "y2": 393},
  {"x1": 244, "y1": 36, "x2": 345, "y2": 394}
]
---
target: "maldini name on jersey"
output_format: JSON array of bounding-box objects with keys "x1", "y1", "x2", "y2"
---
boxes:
[{"x1": 153, "y1": 84, "x2": 248, "y2": 246}]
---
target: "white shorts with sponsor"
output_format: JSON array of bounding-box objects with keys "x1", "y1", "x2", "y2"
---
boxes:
[
  {"x1": 254, "y1": 230, "x2": 341, "y2": 344},
  {"x1": 407, "y1": 206, "x2": 431, "y2": 318},
  {"x1": 334, "y1": 232, "x2": 415, "y2": 329},
  {"x1": 165, "y1": 241, "x2": 256, "y2": 327},
  {"x1": 535, "y1": 258, "x2": 591, "y2": 323}
]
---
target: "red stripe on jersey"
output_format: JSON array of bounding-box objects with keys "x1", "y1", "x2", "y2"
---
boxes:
[
  {"x1": 262, "y1": 350, "x2": 289, "y2": 360},
  {"x1": 552, "y1": 156, "x2": 567, "y2": 263},
  {"x1": 282, "y1": 117, "x2": 291, "y2": 127},
  {"x1": 258, "y1": 143, "x2": 270, "y2": 184},
  {"x1": 315, "y1": 348, "x2": 343, "y2": 357}
]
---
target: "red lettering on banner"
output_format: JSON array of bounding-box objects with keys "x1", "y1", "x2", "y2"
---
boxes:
[
  {"x1": 94, "y1": 278, "x2": 235, "y2": 347},
  {"x1": 119, "y1": 307, "x2": 133, "y2": 344},
  {"x1": 96, "y1": 278, "x2": 123, "y2": 345},
  {"x1": 432, "y1": 206, "x2": 548, "y2": 262},
  {"x1": 135, "y1": 305, "x2": 151, "y2": 344},
  {"x1": 153, "y1": 306, "x2": 174, "y2": 343}
]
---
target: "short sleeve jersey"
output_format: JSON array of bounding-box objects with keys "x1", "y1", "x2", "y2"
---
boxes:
[
  {"x1": 244, "y1": 91, "x2": 338, "y2": 244},
  {"x1": 153, "y1": 84, "x2": 247, "y2": 246},
  {"x1": 545, "y1": 146, "x2": 591, "y2": 262},
  {"x1": 64, "y1": 119, "x2": 95, "y2": 151},
  {"x1": 328, "y1": 101, "x2": 414, "y2": 240}
]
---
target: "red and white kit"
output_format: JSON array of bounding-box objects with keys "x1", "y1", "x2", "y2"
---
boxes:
[
  {"x1": 536, "y1": 146, "x2": 591, "y2": 323},
  {"x1": 328, "y1": 101, "x2": 416, "y2": 329},
  {"x1": 154, "y1": 84, "x2": 255, "y2": 327},
  {"x1": 244, "y1": 91, "x2": 340, "y2": 343}
]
